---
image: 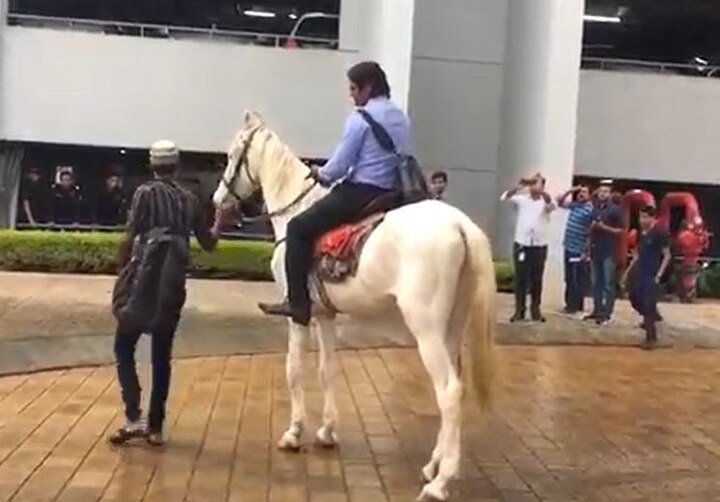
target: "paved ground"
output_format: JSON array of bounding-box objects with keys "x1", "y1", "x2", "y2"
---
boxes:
[
  {"x1": 0, "y1": 346, "x2": 719, "y2": 501},
  {"x1": 0, "y1": 272, "x2": 719, "y2": 374}
]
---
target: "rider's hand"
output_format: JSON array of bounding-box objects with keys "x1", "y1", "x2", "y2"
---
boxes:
[{"x1": 307, "y1": 166, "x2": 330, "y2": 187}]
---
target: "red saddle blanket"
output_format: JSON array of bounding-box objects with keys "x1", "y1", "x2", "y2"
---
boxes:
[{"x1": 313, "y1": 213, "x2": 385, "y2": 283}]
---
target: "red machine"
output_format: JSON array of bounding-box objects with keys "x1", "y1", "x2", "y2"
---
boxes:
[
  {"x1": 657, "y1": 192, "x2": 712, "y2": 302},
  {"x1": 618, "y1": 189, "x2": 656, "y2": 268}
]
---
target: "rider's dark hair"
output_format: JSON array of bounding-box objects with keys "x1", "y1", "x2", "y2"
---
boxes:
[
  {"x1": 347, "y1": 61, "x2": 391, "y2": 98},
  {"x1": 431, "y1": 171, "x2": 448, "y2": 183}
]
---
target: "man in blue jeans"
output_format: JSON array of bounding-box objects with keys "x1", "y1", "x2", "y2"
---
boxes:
[
  {"x1": 557, "y1": 185, "x2": 593, "y2": 315},
  {"x1": 586, "y1": 182, "x2": 623, "y2": 325}
]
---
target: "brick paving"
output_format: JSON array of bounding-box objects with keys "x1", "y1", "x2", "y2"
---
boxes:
[{"x1": 0, "y1": 347, "x2": 720, "y2": 501}]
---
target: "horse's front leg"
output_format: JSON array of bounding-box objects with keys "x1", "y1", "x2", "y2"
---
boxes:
[
  {"x1": 278, "y1": 321, "x2": 308, "y2": 451},
  {"x1": 315, "y1": 316, "x2": 339, "y2": 447}
]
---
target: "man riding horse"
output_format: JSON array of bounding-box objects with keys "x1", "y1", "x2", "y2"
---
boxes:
[{"x1": 259, "y1": 61, "x2": 411, "y2": 326}]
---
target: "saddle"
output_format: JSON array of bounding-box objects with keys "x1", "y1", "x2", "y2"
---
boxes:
[
  {"x1": 314, "y1": 213, "x2": 385, "y2": 283},
  {"x1": 312, "y1": 193, "x2": 397, "y2": 284}
]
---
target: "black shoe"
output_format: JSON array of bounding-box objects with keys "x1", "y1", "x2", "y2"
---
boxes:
[
  {"x1": 108, "y1": 421, "x2": 146, "y2": 446},
  {"x1": 596, "y1": 317, "x2": 613, "y2": 326},
  {"x1": 583, "y1": 313, "x2": 599, "y2": 321},
  {"x1": 510, "y1": 312, "x2": 525, "y2": 323},
  {"x1": 641, "y1": 338, "x2": 657, "y2": 351},
  {"x1": 531, "y1": 313, "x2": 546, "y2": 323},
  {"x1": 258, "y1": 300, "x2": 293, "y2": 318}
]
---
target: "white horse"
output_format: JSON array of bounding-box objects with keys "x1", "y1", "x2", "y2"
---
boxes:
[{"x1": 213, "y1": 110, "x2": 496, "y2": 501}]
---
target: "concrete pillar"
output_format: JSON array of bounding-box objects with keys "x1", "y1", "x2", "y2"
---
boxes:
[
  {"x1": 339, "y1": 0, "x2": 415, "y2": 111},
  {"x1": 340, "y1": 0, "x2": 507, "y2": 231},
  {"x1": 496, "y1": 0, "x2": 585, "y2": 307},
  {"x1": 339, "y1": 0, "x2": 582, "y2": 296},
  {"x1": 0, "y1": 0, "x2": 6, "y2": 133}
]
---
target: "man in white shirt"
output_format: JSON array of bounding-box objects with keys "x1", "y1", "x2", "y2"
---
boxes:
[{"x1": 501, "y1": 173, "x2": 556, "y2": 322}]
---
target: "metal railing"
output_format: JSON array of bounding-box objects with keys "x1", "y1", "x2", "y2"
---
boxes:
[
  {"x1": 6, "y1": 13, "x2": 339, "y2": 49},
  {"x1": 582, "y1": 57, "x2": 720, "y2": 78},
  {"x1": 9, "y1": 14, "x2": 720, "y2": 77}
]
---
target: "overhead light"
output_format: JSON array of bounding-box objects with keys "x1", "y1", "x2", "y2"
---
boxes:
[
  {"x1": 243, "y1": 9, "x2": 276, "y2": 18},
  {"x1": 120, "y1": 149, "x2": 126, "y2": 155},
  {"x1": 584, "y1": 14, "x2": 621, "y2": 24},
  {"x1": 288, "y1": 13, "x2": 298, "y2": 20},
  {"x1": 695, "y1": 56, "x2": 709, "y2": 66}
]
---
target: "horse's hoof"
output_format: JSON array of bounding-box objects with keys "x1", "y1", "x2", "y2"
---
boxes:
[
  {"x1": 421, "y1": 462, "x2": 438, "y2": 483},
  {"x1": 418, "y1": 481, "x2": 449, "y2": 501},
  {"x1": 315, "y1": 427, "x2": 338, "y2": 448},
  {"x1": 277, "y1": 431, "x2": 302, "y2": 451}
]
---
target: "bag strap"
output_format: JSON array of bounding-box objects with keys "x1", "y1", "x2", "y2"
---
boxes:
[{"x1": 357, "y1": 109, "x2": 399, "y2": 155}]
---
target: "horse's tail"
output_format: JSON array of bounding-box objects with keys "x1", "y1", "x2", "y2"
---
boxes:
[{"x1": 459, "y1": 219, "x2": 496, "y2": 410}]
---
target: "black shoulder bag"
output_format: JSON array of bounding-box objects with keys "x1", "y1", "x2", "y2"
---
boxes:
[{"x1": 357, "y1": 109, "x2": 429, "y2": 204}]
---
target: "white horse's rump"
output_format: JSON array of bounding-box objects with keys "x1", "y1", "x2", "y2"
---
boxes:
[{"x1": 214, "y1": 111, "x2": 495, "y2": 501}]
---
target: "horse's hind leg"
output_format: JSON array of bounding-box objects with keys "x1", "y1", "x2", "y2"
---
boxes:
[
  {"x1": 278, "y1": 321, "x2": 308, "y2": 450},
  {"x1": 417, "y1": 335, "x2": 462, "y2": 501},
  {"x1": 315, "y1": 316, "x2": 339, "y2": 447},
  {"x1": 396, "y1": 251, "x2": 465, "y2": 501}
]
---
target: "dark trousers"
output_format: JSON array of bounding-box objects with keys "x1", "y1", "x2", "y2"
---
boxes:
[
  {"x1": 512, "y1": 243, "x2": 548, "y2": 318},
  {"x1": 629, "y1": 276, "x2": 661, "y2": 341},
  {"x1": 564, "y1": 251, "x2": 589, "y2": 313},
  {"x1": 114, "y1": 321, "x2": 176, "y2": 432},
  {"x1": 286, "y1": 182, "x2": 390, "y2": 326},
  {"x1": 591, "y1": 255, "x2": 616, "y2": 320}
]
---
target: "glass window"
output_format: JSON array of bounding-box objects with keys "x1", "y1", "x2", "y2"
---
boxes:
[{"x1": 15, "y1": 141, "x2": 324, "y2": 241}]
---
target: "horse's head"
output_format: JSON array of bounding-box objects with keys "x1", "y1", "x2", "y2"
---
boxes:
[{"x1": 213, "y1": 110, "x2": 266, "y2": 208}]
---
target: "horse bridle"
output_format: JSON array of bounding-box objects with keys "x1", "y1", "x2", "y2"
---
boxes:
[
  {"x1": 221, "y1": 127, "x2": 260, "y2": 201},
  {"x1": 220, "y1": 127, "x2": 318, "y2": 223}
]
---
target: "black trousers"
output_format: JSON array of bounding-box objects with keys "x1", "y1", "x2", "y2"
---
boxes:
[
  {"x1": 513, "y1": 243, "x2": 548, "y2": 317},
  {"x1": 114, "y1": 321, "x2": 176, "y2": 432},
  {"x1": 286, "y1": 182, "x2": 390, "y2": 326},
  {"x1": 629, "y1": 275, "x2": 662, "y2": 341}
]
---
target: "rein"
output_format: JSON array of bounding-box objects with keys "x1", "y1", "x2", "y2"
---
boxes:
[{"x1": 221, "y1": 127, "x2": 318, "y2": 225}]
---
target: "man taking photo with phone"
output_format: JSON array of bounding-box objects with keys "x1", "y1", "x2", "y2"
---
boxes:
[{"x1": 501, "y1": 173, "x2": 556, "y2": 323}]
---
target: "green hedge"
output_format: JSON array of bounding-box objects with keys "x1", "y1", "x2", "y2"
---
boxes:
[
  {"x1": 698, "y1": 262, "x2": 720, "y2": 299},
  {"x1": 0, "y1": 231, "x2": 274, "y2": 280},
  {"x1": 0, "y1": 230, "x2": 514, "y2": 287}
]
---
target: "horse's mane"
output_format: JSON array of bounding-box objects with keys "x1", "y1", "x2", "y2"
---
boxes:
[{"x1": 239, "y1": 124, "x2": 310, "y2": 203}]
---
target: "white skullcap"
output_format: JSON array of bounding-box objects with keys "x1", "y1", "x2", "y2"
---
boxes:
[{"x1": 150, "y1": 140, "x2": 180, "y2": 167}]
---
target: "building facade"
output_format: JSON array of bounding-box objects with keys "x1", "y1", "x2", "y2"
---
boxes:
[{"x1": 0, "y1": 0, "x2": 718, "y2": 300}]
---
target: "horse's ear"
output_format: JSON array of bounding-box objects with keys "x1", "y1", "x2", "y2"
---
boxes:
[{"x1": 244, "y1": 110, "x2": 265, "y2": 128}]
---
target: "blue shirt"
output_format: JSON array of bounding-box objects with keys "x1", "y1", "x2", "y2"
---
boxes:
[
  {"x1": 590, "y1": 202, "x2": 623, "y2": 260},
  {"x1": 637, "y1": 225, "x2": 670, "y2": 277},
  {"x1": 563, "y1": 201, "x2": 594, "y2": 254},
  {"x1": 319, "y1": 97, "x2": 411, "y2": 190}
]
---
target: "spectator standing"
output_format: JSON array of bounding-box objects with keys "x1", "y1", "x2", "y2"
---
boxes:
[
  {"x1": 557, "y1": 185, "x2": 594, "y2": 315},
  {"x1": 501, "y1": 173, "x2": 556, "y2": 323},
  {"x1": 96, "y1": 173, "x2": 127, "y2": 227},
  {"x1": 429, "y1": 171, "x2": 448, "y2": 200},
  {"x1": 622, "y1": 206, "x2": 671, "y2": 350},
  {"x1": 53, "y1": 169, "x2": 82, "y2": 226},
  {"x1": 19, "y1": 166, "x2": 50, "y2": 227},
  {"x1": 586, "y1": 182, "x2": 623, "y2": 325}
]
